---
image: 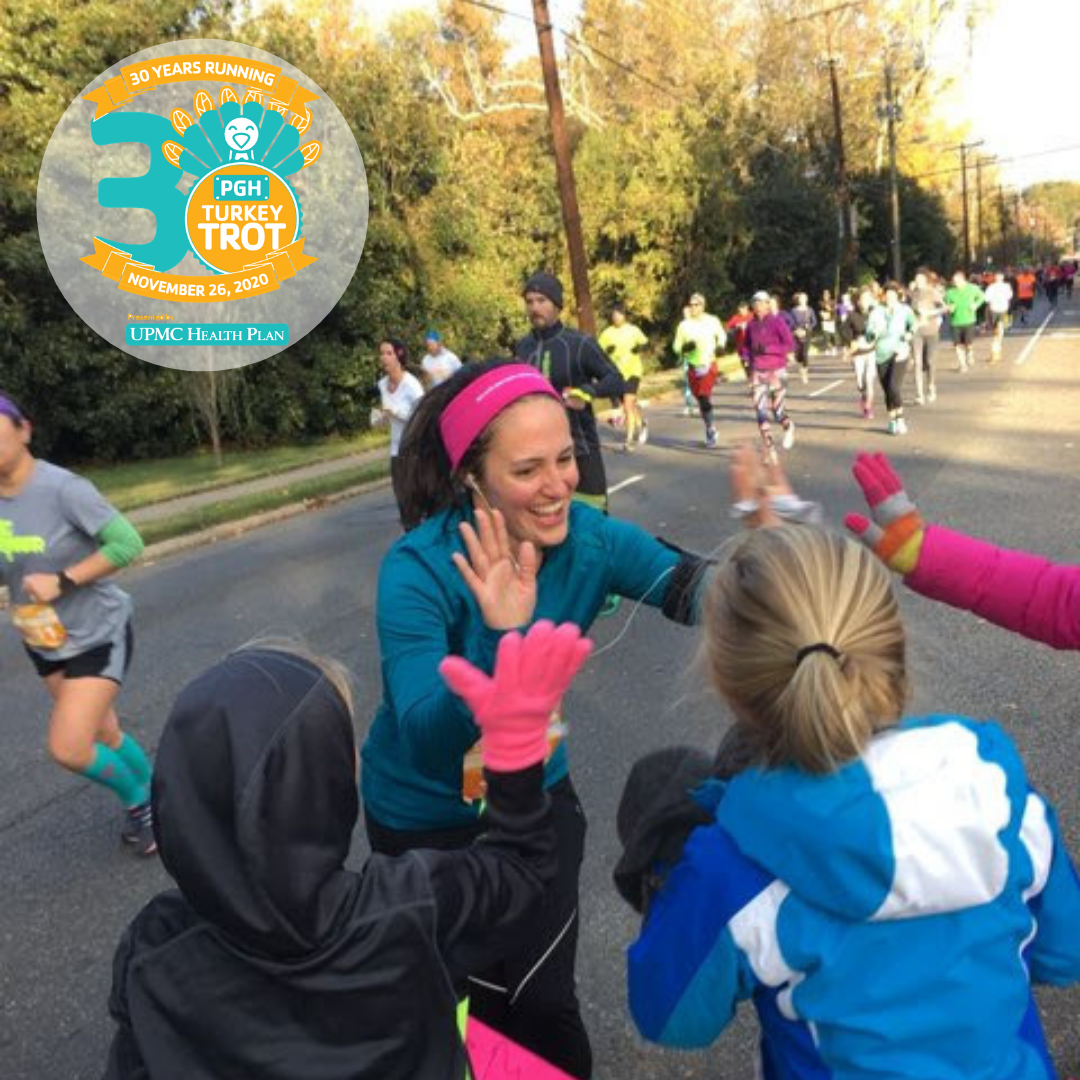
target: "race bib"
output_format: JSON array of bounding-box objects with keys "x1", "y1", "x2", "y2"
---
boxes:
[{"x1": 12, "y1": 604, "x2": 68, "y2": 650}]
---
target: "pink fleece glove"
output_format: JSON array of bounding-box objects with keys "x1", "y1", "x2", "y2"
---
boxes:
[{"x1": 439, "y1": 620, "x2": 593, "y2": 773}]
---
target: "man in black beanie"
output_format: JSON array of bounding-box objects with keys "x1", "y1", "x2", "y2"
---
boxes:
[{"x1": 514, "y1": 272, "x2": 624, "y2": 514}]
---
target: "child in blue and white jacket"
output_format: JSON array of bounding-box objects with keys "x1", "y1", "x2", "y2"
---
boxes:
[{"x1": 625, "y1": 523, "x2": 1080, "y2": 1080}]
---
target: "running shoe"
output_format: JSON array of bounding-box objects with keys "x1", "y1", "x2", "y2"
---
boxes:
[
  {"x1": 914, "y1": 393, "x2": 925, "y2": 406},
  {"x1": 637, "y1": 421, "x2": 649, "y2": 445},
  {"x1": 896, "y1": 417, "x2": 909, "y2": 435},
  {"x1": 121, "y1": 801, "x2": 158, "y2": 856},
  {"x1": 781, "y1": 423, "x2": 795, "y2": 450},
  {"x1": 705, "y1": 426, "x2": 718, "y2": 449},
  {"x1": 927, "y1": 385, "x2": 937, "y2": 403},
  {"x1": 887, "y1": 419, "x2": 899, "y2": 436}
]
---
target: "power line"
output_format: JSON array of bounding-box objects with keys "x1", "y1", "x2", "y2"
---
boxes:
[
  {"x1": 449, "y1": 0, "x2": 538, "y2": 25},
  {"x1": 909, "y1": 141, "x2": 1080, "y2": 182},
  {"x1": 451, "y1": 0, "x2": 692, "y2": 104}
]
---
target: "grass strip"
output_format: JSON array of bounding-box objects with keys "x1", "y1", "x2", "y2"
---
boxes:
[
  {"x1": 86, "y1": 432, "x2": 388, "y2": 512},
  {"x1": 140, "y1": 459, "x2": 390, "y2": 548}
]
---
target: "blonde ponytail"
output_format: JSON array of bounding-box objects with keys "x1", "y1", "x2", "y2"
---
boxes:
[{"x1": 703, "y1": 526, "x2": 907, "y2": 774}]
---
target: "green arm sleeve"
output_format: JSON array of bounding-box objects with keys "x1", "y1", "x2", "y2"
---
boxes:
[{"x1": 96, "y1": 514, "x2": 145, "y2": 569}]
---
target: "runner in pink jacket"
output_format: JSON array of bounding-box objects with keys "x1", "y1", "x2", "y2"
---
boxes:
[{"x1": 844, "y1": 452, "x2": 1080, "y2": 650}]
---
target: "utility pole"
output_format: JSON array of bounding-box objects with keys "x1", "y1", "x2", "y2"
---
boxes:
[
  {"x1": 960, "y1": 143, "x2": 971, "y2": 269},
  {"x1": 946, "y1": 139, "x2": 983, "y2": 270},
  {"x1": 882, "y1": 61, "x2": 902, "y2": 282},
  {"x1": 998, "y1": 184, "x2": 1009, "y2": 265},
  {"x1": 975, "y1": 156, "x2": 985, "y2": 267},
  {"x1": 788, "y1": 0, "x2": 866, "y2": 286},
  {"x1": 531, "y1": 0, "x2": 595, "y2": 334}
]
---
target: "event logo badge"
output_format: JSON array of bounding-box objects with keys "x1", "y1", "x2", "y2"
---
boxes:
[{"x1": 38, "y1": 42, "x2": 368, "y2": 371}]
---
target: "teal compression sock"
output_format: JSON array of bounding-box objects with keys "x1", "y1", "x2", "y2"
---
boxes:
[
  {"x1": 115, "y1": 733, "x2": 152, "y2": 786},
  {"x1": 80, "y1": 744, "x2": 149, "y2": 807}
]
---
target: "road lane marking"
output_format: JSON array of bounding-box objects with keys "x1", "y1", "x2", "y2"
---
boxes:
[
  {"x1": 809, "y1": 379, "x2": 845, "y2": 398},
  {"x1": 1014, "y1": 309, "x2": 1055, "y2": 366},
  {"x1": 609, "y1": 474, "x2": 645, "y2": 495}
]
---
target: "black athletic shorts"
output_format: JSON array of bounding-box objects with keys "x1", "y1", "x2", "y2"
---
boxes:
[
  {"x1": 25, "y1": 621, "x2": 134, "y2": 684},
  {"x1": 1021, "y1": 297, "x2": 1034, "y2": 310},
  {"x1": 623, "y1": 376, "x2": 641, "y2": 395},
  {"x1": 954, "y1": 325, "x2": 976, "y2": 346}
]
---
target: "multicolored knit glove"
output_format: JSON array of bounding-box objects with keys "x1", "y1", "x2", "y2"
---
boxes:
[
  {"x1": 844, "y1": 452, "x2": 926, "y2": 575},
  {"x1": 439, "y1": 621, "x2": 592, "y2": 773}
]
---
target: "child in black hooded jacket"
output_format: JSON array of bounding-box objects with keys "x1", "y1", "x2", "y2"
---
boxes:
[{"x1": 104, "y1": 621, "x2": 590, "y2": 1080}]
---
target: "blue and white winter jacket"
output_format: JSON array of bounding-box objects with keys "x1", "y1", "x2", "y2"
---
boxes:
[{"x1": 628, "y1": 715, "x2": 1080, "y2": 1079}]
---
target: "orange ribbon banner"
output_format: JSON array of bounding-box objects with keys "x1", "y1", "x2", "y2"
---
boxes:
[
  {"x1": 80, "y1": 236, "x2": 317, "y2": 303},
  {"x1": 83, "y1": 54, "x2": 319, "y2": 120}
]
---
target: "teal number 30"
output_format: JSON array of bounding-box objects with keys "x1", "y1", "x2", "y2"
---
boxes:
[{"x1": 91, "y1": 112, "x2": 191, "y2": 273}]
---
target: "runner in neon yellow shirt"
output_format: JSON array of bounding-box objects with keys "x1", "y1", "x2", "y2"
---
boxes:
[{"x1": 598, "y1": 303, "x2": 649, "y2": 450}]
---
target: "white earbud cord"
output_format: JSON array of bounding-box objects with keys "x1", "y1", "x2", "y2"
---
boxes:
[{"x1": 590, "y1": 533, "x2": 741, "y2": 660}]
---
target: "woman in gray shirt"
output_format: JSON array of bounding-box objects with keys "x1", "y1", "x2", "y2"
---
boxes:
[{"x1": 0, "y1": 392, "x2": 155, "y2": 855}]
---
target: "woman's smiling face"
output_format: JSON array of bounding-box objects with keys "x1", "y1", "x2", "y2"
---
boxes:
[{"x1": 475, "y1": 396, "x2": 578, "y2": 549}]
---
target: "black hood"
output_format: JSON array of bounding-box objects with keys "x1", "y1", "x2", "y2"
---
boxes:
[{"x1": 153, "y1": 648, "x2": 359, "y2": 957}]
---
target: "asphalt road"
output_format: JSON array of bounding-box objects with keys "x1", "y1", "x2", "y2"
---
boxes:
[{"x1": 3, "y1": 297, "x2": 1078, "y2": 1079}]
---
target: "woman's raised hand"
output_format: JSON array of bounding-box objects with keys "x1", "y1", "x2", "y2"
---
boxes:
[{"x1": 452, "y1": 507, "x2": 539, "y2": 630}]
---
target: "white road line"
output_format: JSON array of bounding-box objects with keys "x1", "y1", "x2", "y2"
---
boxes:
[
  {"x1": 1014, "y1": 309, "x2": 1055, "y2": 366},
  {"x1": 608, "y1": 474, "x2": 645, "y2": 495},
  {"x1": 809, "y1": 378, "x2": 845, "y2": 398}
]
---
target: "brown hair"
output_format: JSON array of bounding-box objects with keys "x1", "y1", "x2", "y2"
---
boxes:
[{"x1": 702, "y1": 526, "x2": 907, "y2": 774}]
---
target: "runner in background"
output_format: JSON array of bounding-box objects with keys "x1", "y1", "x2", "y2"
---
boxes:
[
  {"x1": 1014, "y1": 267, "x2": 1036, "y2": 324},
  {"x1": 840, "y1": 287, "x2": 878, "y2": 420},
  {"x1": 818, "y1": 289, "x2": 837, "y2": 353},
  {"x1": 740, "y1": 291, "x2": 796, "y2": 463},
  {"x1": 598, "y1": 303, "x2": 649, "y2": 452},
  {"x1": 421, "y1": 330, "x2": 462, "y2": 387},
  {"x1": 867, "y1": 283, "x2": 916, "y2": 436},
  {"x1": 984, "y1": 272, "x2": 1014, "y2": 364},
  {"x1": 725, "y1": 301, "x2": 753, "y2": 374},
  {"x1": 0, "y1": 391, "x2": 155, "y2": 856},
  {"x1": 372, "y1": 339, "x2": 425, "y2": 531},
  {"x1": 944, "y1": 271, "x2": 985, "y2": 373},
  {"x1": 980, "y1": 268, "x2": 996, "y2": 331},
  {"x1": 1063, "y1": 259, "x2": 1077, "y2": 298},
  {"x1": 514, "y1": 272, "x2": 623, "y2": 514},
  {"x1": 672, "y1": 293, "x2": 726, "y2": 449},
  {"x1": 677, "y1": 305, "x2": 696, "y2": 416},
  {"x1": 1044, "y1": 263, "x2": 1062, "y2": 308},
  {"x1": 908, "y1": 269, "x2": 946, "y2": 404},
  {"x1": 786, "y1": 292, "x2": 818, "y2": 385}
]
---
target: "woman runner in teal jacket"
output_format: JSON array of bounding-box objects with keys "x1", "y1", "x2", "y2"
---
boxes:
[{"x1": 361, "y1": 360, "x2": 713, "y2": 1077}]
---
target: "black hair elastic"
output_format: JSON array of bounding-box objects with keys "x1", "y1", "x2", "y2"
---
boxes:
[{"x1": 796, "y1": 643, "x2": 841, "y2": 666}]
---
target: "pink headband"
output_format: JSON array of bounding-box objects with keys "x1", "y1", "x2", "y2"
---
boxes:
[{"x1": 439, "y1": 365, "x2": 562, "y2": 471}]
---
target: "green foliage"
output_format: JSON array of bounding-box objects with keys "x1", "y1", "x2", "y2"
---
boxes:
[{"x1": 1, "y1": 0, "x2": 977, "y2": 466}]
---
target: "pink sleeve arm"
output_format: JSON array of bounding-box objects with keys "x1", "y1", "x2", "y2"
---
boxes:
[{"x1": 905, "y1": 525, "x2": 1080, "y2": 650}]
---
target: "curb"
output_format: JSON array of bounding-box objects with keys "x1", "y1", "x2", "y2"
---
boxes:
[{"x1": 140, "y1": 472, "x2": 392, "y2": 564}]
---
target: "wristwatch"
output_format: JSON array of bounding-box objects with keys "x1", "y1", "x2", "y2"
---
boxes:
[{"x1": 56, "y1": 570, "x2": 77, "y2": 596}]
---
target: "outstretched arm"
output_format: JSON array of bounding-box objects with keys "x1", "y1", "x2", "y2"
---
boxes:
[{"x1": 846, "y1": 453, "x2": 1080, "y2": 650}]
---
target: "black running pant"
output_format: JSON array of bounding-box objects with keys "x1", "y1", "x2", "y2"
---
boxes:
[
  {"x1": 365, "y1": 779, "x2": 592, "y2": 1078},
  {"x1": 877, "y1": 356, "x2": 907, "y2": 411}
]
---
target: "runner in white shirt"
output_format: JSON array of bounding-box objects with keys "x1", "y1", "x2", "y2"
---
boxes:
[
  {"x1": 984, "y1": 273, "x2": 1013, "y2": 364},
  {"x1": 372, "y1": 338, "x2": 425, "y2": 529},
  {"x1": 421, "y1": 330, "x2": 462, "y2": 386}
]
